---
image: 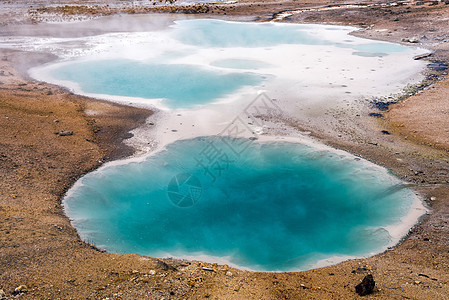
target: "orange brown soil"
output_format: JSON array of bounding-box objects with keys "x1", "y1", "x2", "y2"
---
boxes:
[
  {"x1": 388, "y1": 79, "x2": 449, "y2": 151},
  {"x1": 1, "y1": 1, "x2": 449, "y2": 299}
]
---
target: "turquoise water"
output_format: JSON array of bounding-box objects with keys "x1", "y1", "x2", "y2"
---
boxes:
[
  {"x1": 174, "y1": 19, "x2": 407, "y2": 52},
  {"x1": 65, "y1": 137, "x2": 415, "y2": 271},
  {"x1": 51, "y1": 61, "x2": 263, "y2": 109},
  {"x1": 43, "y1": 19, "x2": 416, "y2": 110},
  {"x1": 174, "y1": 20, "x2": 328, "y2": 47}
]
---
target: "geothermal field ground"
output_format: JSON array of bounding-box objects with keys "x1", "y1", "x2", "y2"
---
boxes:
[{"x1": 1, "y1": 0, "x2": 449, "y2": 299}]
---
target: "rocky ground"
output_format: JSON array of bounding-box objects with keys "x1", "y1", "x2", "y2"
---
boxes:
[{"x1": 1, "y1": 0, "x2": 449, "y2": 299}]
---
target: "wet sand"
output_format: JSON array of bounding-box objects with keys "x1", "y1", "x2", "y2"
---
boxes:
[{"x1": 1, "y1": 1, "x2": 449, "y2": 299}]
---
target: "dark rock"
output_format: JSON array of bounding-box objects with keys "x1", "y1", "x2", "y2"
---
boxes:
[
  {"x1": 155, "y1": 259, "x2": 177, "y2": 271},
  {"x1": 369, "y1": 112, "x2": 383, "y2": 118},
  {"x1": 352, "y1": 267, "x2": 368, "y2": 274},
  {"x1": 413, "y1": 53, "x2": 432, "y2": 60},
  {"x1": 355, "y1": 274, "x2": 375, "y2": 296},
  {"x1": 122, "y1": 132, "x2": 134, "y2": 139},
  {"x1": 402, "y1": 37, "x2": 419, "y2": 43},
  {"x1": 371, "y1": 100, "x2": 395, "y2": 111},
  {"x1": 428, "y1": 62, "x2": 448, "y2": 71},
  {"x1": 381, "y1": 130, "x2": 391, "y2": 135},
  {"x1": 426, "y1": 73, "x2": 440, "y2": 81},
  {"x1": 57, "y1": 130, "x2": 73, "y2": 136}
]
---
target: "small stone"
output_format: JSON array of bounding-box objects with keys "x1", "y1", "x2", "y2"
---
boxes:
[
  {"x1": 13, "y1": 285, "x2": 28, "y2": 295},
  {"x1": 355, "y1": 274, "x2": 375, "y2": 296},
  {"x1": 402, "y1": 37, "x2": 419, "y2": 43},
  {"x1": 430, "y1": 196, "x2": 437, "y2": 201},
  {"x1": 226, "y1": 271, "x2": 233, "y2": 277},
  {"x1": 15, "y1": 285, "x2": 27, "y2": 292},
  {"x1": 413, "y1": 53, "x2": 432, "y2": 60},
  {"x1": 57, "y1": 130, "x2": 73, "y2": 136},
  {"x1": 352, "y1": 267, "x2": 368, "y2": 274},
  {"x1": 414, "y1": 280, "x2": 421, "y2": 285},
  {"x1": 381, "y1": 130, "x2": 391, "y2": 135},
  {"x1": 122, "y1": 132, "x2": 133, "y2": 139},
  {"x1": 149, "y1": 270, "x2": 156, "y2": 275}
]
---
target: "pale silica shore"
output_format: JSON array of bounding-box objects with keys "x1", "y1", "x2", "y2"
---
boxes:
[{"x1": 1, "y1": 0, "x2": 449, "y2": 299}]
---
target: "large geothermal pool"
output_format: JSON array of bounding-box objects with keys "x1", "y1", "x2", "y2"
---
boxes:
[
  {"x1": 10, "y1": 17, "x2": 428, "y2": 271},
  {"x1": 65, "y1": 136, "x2": 422, "y2": 271}
]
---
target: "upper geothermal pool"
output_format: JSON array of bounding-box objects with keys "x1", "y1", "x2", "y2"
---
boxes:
[
  {"x1": 9, "y1": 17, "x2": 428, "y2": 271},
  {"x1": 30, "y1": 18, "x2": 426, "y2": 110}
]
